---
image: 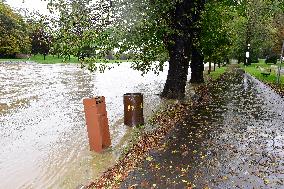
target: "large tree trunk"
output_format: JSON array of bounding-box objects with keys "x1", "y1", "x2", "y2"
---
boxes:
[
  {"x1": 161, "y1": 36, "x2": 190, "y2": 99},
  {"x1": 189, "y1": 0, "x2": 205, "y2": 83},
  {"x1": 161, "y1": 0, "x2": 194, "y2": 99},
  {"x1": 190, "y1": 46, "x2": 204, "y2": 83},
  {"x1": 161, "y1": 0, "x2": 206, "y2": 99}
]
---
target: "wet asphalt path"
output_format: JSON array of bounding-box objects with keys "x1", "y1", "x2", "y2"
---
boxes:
[{"x1": 120, "y1": 69, "x2": 284, "y2": 189}]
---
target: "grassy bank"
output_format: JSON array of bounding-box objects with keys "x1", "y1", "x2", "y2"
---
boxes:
[
  {"x1": 241, "y1": 59, "x2": 284, "y2": 97},
  {"x1": 0, "y1": 54, "x2": 132, "y2": 64},
  {"x1": 204, "y1": 65, "x2": 227, "y2": 81},
  {"x1": 241, "y1": 59, "x2": 284, "y2": 87}
]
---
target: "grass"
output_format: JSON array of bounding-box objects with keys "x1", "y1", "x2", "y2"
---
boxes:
[
  {"x1": 241, "y1": 59, "x2": 284, "y2": 86},
  {"x1": 0, "y1": 54, "x2": 132, "y2": 64},
  {"x1": 205, "y1": 65, "x2": 227, "y2": 81},
  {"x1": 31, "y1": 54, "x2": 79, "y2": 64}
]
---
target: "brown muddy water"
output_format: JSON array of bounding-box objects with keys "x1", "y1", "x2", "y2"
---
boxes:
[{"x1": 0, "y1": 61, "x2": 191, "y2": 189}]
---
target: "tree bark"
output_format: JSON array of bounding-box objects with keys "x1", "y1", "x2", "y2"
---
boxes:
[
  {"x1": 190, "y1": 46, "x2": 204, "y2": 83},
  {"x1": 161, "y1": 0, "x2": 194, "y2": 99},
  {"x1": 161, "y1": 0, "x2": 205, "y2": 98},
  {"x1": 161, "y1": 36, "x2": 190, "y2": 99},
  {"x1": 189, "y1": 0, "x2": 205, "y2": 83}
]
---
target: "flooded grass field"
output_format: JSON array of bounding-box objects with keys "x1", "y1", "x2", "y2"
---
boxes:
[{"x1": 0, "y1": 61, "x2": 186, "y2": 188}]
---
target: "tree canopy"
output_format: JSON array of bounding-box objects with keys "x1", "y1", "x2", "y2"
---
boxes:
[
  {"x1": 42, "y1": 0, "x2": 284, "y2": 98},
  {"x1": 1, "y1": 0, "x2": 283, "y2": 98},
  {"x1": 0, "y1": 2, "x2": 30, "y2": 57}
]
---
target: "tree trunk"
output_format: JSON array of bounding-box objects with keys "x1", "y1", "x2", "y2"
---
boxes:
[
  {"x1": 161, "y1": 37, "x2": 190, "y2": 99},
  {"x1": 44, "y1": 54, "x2": 46, "y2": 60},
  {"x1": 190, "y1": 46, "x2": 204, "y2": 83},
  {"x1": 214, "y1": 63, "x2": 216, "y2": 71},
  {"x1": 161, "y1": 0, "x2": 195, "y2": 99},
  {"x1": 208, "y1": 61, "x2": 211, "y2": 74},
  {"x1": 226, "y1": 57, "x2": 229, "y2": 65},
  {"x1": 189, "y1": 0, "x2": 205, "y2": 83}
]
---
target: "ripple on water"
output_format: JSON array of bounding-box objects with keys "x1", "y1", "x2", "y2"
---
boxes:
[{"x1": 0, "y1": 61, "x2": 178, "y2": 188}]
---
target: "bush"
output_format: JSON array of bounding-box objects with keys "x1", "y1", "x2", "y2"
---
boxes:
[{"x1": 265, "y1": 54, "x2": 278, "y2": 64}]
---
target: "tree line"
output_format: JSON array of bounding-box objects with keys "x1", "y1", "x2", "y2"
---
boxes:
[{"x1": 1, "y1": 0, "x2": 283, "y2": 98}]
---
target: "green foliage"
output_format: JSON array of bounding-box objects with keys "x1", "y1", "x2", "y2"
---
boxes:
[
  {"x1": 46, "y1": 0, "x2": 114, "y2": 71},
  {"x1": 228, "y1": 0, "x2": 282, "y2": 61},
  {"x1": 31, "y1": 28, "x2": 51, "y2": 56},
  {"x1": 46, "y1": 0, "x2": 206, "y2": 74},
  {"x1": 200, "y1": 1, "x2": 233, "y2": 63},
  {"x1": 199, "y1": 0, "x2": 283, "y2": 65},
  {"x1": 43, "y1": 0, "x2": 283, "y2": 75},
  {"x1": 0, "y1": 2, "x2": 30, "y2": 56},
  {"x1": 110, "y1": 0, "x2": 175, "y2": 74}
]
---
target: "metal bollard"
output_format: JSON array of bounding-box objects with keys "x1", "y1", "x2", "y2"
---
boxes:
[
  {"x1": 123, "y1": 93, "x2": 144, "y2": 126},
  {"x1": 83, "y1": 96, "x2": 111, "y2": 153}
]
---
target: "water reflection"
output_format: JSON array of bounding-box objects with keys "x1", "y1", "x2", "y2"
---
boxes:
[{"x1": 0, "y1": 61, "x2": 188, "y2": 188}]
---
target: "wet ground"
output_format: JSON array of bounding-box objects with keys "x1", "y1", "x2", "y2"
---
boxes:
[
  {"x1": 0, "y1": 61, "x2": 184, "y2": 188},
  {"x1": 120, "y1": 69, "x2": 284, "y2": 188}
]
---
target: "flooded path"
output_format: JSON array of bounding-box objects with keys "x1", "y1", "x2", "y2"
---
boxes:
[
  {"x1": 121, "y1": 69, "x2": 284, "y2": 188},
  {"x1": 0, "y1": 61, "x2": 187, "y2": 188}
]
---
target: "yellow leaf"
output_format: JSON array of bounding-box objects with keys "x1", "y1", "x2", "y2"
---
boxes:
[
  {"x1": 264, "y1": 179, "x2": 270, "y2": 185},
  {"x1": 146, "y1": 156, "x2": 153, "y2": 161}
]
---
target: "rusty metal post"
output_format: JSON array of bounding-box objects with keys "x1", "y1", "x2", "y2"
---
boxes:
[
  {"x1": 123, "y1": 93, "x2": 144, "y2": 126},
  {"x1": 83, "y1": 96, "x2": 111, "y2": 153}
]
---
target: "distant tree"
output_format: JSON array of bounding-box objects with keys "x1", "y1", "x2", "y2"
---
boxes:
[
  {"x1": 0, "y1": 2, "x2": 30, "y2": 57},
  {"x1": 47, "y1": 0, "x2": 111, "y2": 62},
  {"x1": 31, "y1": 28, "x2": 51, "y2": 60},
  {"x1": 273, "y1": 6, "x2": 284, "y2": 56},
  {"x1": 199, "y1": 1, "x2": 233, "y2": 74},
  {"x1": 228, "y1": 0, "x2": 282, "y2": 64}
]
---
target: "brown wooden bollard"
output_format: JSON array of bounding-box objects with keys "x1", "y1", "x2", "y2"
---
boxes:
[
  {"x1": 83, "y1": 96, "x2": 111, "y2": 153},
  {"x1": 123, "y1": 93, "x2": 144, "y2": 126}
]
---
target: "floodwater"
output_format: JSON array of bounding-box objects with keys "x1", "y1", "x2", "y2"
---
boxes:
[{"x1": 0, "y1": 61, "x2": 189, "y2": 188}]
